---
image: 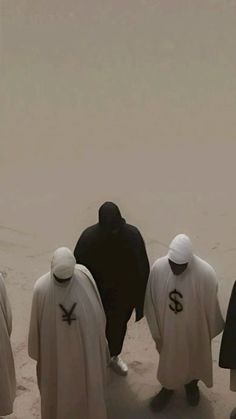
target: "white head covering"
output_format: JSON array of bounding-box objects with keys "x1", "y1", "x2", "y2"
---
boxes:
[
  {"x1": 51, "y1": 247, "x2": 76, "y2": 279},
  {"x1": 168, "y1": 234, "x2": 193, "y2": 264}
]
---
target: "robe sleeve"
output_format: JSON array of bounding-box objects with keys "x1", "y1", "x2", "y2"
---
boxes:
[
  {"x1": 28, "y1": 284, "x2": 40, "y2": 362},
  {"x1": 129, "y1": 228, "x2": 150, "y2": 322},
  {"x1": 219, "y1": 281, "x2": 236, "y2": 369},
  {"x1": 202, "y1": 267, "x2": 224, "y2": 340},
  {"x1": 74, "y1": 230, "x2": 91, "y2": 266},
  {"x1": 144, "y1": 267, "x2": 161, "y2": 352},
  {"x1": 77, "y1": 265, "x2": 110, "y2": 366},
  {"x1": 0, "y1": 273, "x2": 12, "y2": 336},
  {"x1": 77, "y1": 264, "x2": 106, "y2": 324}
]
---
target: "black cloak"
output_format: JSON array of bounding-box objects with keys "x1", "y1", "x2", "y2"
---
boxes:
[
  {"x1": 74, "y1": 202, "x2": 150, "y2": 321},
  {"x1": 219, "y1": 281, "x2": 236, "y2": 369}
]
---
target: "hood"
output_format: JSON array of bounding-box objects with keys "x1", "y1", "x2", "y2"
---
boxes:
[
  {"x1": 98, "y1": 201, "x2": 125, "y2": 232},
  {"x1": 51, "y1": 247, "x2": 76, "y2": 279},
  {"x1": 168, "y1": 234, "x2": 193, "y2": 264}
]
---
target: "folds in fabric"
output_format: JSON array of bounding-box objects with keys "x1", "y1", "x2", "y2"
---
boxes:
[{"x1": 0, "y1": 274, "x2": 16, "y2": 416}]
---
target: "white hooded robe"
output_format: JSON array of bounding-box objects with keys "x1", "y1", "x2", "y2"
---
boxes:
[
  {"x1": 0, "y1": 273, "x2": 16, "y2": 416},
  {"x1": 145, "y1": 237, "x2": 224, "y2": 390},
  {"x1": 28, "y1": 248, "x2": 109, "y2": 419}
]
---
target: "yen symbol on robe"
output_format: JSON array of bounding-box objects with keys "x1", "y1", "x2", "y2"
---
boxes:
[
  {"x1": 169, "y1": 289, "x2": 183, "y2": 314},
  {"x1": 59, "y1": 303, "x2": 77, "y2": 325}
]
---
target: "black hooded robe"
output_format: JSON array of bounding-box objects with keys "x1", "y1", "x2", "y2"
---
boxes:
[
  {"x1": 219, "y1": 281, "x2": 236, "y2": 369},
  {"x1": 74, "y1": 202, "x2": 150, "y2": 356}
]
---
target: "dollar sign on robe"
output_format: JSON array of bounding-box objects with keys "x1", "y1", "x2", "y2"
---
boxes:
[{"x1": 169, "y1": 289, "x2": 183, "y2": 314}]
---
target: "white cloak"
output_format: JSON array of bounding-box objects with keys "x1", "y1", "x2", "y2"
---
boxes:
[
  {"x1": 144, "y1": 255, "x2": 224, "y2": 389},
  {"x1": 28, "y1": 264, "x2": 109, "y2": 419},
  {"x1": 0, "y1": 273, "x2": 16, "y2": 416}
]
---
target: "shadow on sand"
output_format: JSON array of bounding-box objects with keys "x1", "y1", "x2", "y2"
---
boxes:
[{"x1": 107, "y1": 368, "x2": 216, "y2": 419}]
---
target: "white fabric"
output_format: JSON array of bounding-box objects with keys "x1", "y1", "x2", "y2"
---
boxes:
[
  {"x1": 51, "y1": 247, "x2": 76, "y2": 279},
  {"x1": 28, "y1": 253, "x2": 109, "y2": 419},
  {"x1": 168, "y1": 234, "x2": 193, "y2": 264},
  {"x1": 0, "y1": 274, "x2": 16, "y2": 416},
  {"x1": 144, "y1": 255, "x2": 224, "y2": 389}
]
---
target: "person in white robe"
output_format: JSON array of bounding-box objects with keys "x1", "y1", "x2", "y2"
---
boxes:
[
  {"x1": 144, "y1": 234, "x2": 224, "y2": 412},
  {"x1": 28, "y1": 247, "x2": 109, "y2": 419},
  {"x1": 0, "y1": 273, "x2": 16, "y2": 417}
]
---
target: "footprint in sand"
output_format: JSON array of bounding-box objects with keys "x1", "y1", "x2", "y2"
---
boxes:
[
  {"x1": 129, "y1": 360, "x2": 153, "y2": 375},
  {"x1": 16, "y1": 384, "x2": 29, "y2": 395},
  {"x1": 211, "y1": 242, "x2": 220, "y2": 250}
]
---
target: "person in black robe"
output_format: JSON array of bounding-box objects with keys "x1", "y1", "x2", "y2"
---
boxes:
[
  {"x1": 219, "y1": 281, "x2": 236, "y2": 419},
  {"x1": 74, "y1": 201, "x2": 150, "y2": 375}
]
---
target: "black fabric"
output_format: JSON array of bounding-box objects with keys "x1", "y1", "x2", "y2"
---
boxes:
[
  {"x1": 219, "y1": 281, "x2": 236, "y2": 369},
  {"x1": 98, "y1": 202, "x2": 125, "y2": 232},
  {"x1": 105, "y1": 305, "x2": 133, "y2": 356},
  {"x1": 184, "y1": 379, "x2": 199, "y2": 389},
  {"x1": 74, "y1": 202, "x2": 150, "y2": 324}
]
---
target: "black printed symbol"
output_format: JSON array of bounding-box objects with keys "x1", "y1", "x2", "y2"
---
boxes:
[
  {"x1": 59, "y1": 303, "x2": 77, "y2": 325},
  {"x1": 169, "y1": 289, "x2": 183, "y2": 314}
]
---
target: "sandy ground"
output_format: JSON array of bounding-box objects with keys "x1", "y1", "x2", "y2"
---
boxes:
[{"x1": 1, "y1": 1, "x2": 236, "y2": 418}]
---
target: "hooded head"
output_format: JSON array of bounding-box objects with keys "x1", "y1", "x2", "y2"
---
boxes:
[
  {"x1": 98, "y1": 201, "x2": 125, "y2": 233},
  {"x1": 51, "y1": 247, "x2": 76, "y2": 282},
  {"x1": 168, "y1": 234, "x2": 193, "y2": 275},
  {"x1": 168, "y1": 234, "x2": 193, "y2": 264}
]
